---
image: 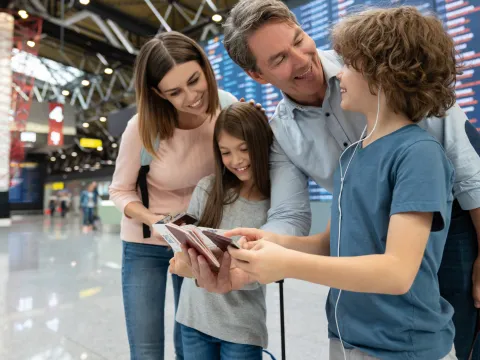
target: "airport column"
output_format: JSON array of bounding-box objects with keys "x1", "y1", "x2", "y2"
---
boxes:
[{"x1": 0, "y1": 13, "x2": 14, "y2": 227}]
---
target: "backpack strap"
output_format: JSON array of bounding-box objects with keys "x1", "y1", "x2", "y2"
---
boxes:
[{"x1": 137, "y1": 136, "x2": 160, "y2": 238}]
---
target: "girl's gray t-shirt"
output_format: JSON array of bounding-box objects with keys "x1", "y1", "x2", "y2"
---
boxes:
[{"x1": 176, "y1": 175, "x2": 270, "y2": 348}]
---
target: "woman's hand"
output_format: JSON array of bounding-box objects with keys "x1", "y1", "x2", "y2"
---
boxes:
[{"x1": 149, "y1": 214, "x2": 168, "y2": 242}]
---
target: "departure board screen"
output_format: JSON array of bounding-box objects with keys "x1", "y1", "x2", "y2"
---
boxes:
[{"x1": 204, "y1": 0, "x2": 479, "y2": 201}]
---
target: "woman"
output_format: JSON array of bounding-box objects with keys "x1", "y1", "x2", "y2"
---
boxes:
[
  {"x1": 80, "y1": 182, "x2": 98, "y2": 232},
  {"x1": 109, "y1": 31, "x2": 237, "y2": 360}
]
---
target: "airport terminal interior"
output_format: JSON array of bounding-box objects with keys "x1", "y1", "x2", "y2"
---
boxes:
[{"x1": 0, "y1": 0, "x2": 479, "y2": 359}]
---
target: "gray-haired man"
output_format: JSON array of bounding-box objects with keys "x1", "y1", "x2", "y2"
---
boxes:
[{"x1": 190, "y1": 1, "x2": 480, "y2": 358}]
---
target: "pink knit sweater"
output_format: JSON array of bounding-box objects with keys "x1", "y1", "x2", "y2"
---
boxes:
[{"x1": 109, "y1": 115, "x2": 217, "y2": 245}]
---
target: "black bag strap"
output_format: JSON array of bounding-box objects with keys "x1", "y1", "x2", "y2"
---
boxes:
[{"x1": 137, "y1": 164, "x2": 151, "y2": 238}]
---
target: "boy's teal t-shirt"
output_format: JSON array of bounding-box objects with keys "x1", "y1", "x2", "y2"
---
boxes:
[{"x1": 327, "y1": 124, "x2": 455, "y2": 360}]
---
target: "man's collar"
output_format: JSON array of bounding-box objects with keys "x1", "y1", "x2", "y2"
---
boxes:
[{"x1": 281, "y1": 49, "x2": 343, "y2": 117}]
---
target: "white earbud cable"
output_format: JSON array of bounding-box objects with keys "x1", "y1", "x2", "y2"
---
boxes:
[{"x1": 334, "y1": 87, "x2": 382, "y2": 360}]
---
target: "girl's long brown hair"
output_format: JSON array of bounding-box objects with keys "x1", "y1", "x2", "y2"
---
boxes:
[
  {"x1": 198, "y1": 102, "x2": 273, "y2": 229},
  {"x1": 134, "y1": 31, "x2": 219, "y2": 157}
]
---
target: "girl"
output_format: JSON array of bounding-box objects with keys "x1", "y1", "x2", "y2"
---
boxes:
[
  {"x1": 169, "y1": 101, "x2": 273, "y2": 360},
  {"x1": 108, "y1": 31, "x2": 237, "y2": 360},
  {"x1": 227, "y1": 7, "x2": 459, "y2": 360}
]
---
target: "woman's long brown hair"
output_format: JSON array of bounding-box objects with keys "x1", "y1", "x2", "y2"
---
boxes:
[
  {"x1": 198, "y1": 102, "x2": 273, "y2": 229},
  {"x1": 134, "y1": 31, "x2": 219, "y2": 157}
]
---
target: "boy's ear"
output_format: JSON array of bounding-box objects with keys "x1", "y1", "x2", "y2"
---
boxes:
[
  {"x1": 152, "y1": 87, "x2": 166, "y2": 100},
  {"x1": 246, "y1": 70, "x2": 268, "y2": 85}
]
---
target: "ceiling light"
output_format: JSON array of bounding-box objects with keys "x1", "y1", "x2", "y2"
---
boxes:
[
  {"x1": 81, "y1": 79, "x2": 90, "y2": 86},
  {"x1": 60, "y1": 154, "x2": 66, "y2": 159},
  {"x1": 212, "y1": 14, "x2": 222, "y2": 22},
  {"x1": 99, "y1": 116, "x2": 107, "y2": 122},
  {"x1": 97, "y1": 146, "x2": 103, "y2": 151},
  {"x1": 82, "y1": 122, "x2": 89, "y2": 128},
  {"x1": 71, "y1": 152, "x2": 77, "y2": 157},
  {"x1": 104, "y1": 68, "x2": 113, "y2": 75},
  {"x1": 111, "y1": 143, "x2": 117, "y2": 148},
  {"x1": 27, "y1": 40, "x2": 35, "y2": 48},
  {"x1": 74, "y1": 166, "x2": 79, "y2": 170},
  {"x1": 18, "y1": 10, "x2": 28, "y2": 19},
  {"x1": 50, "y1": 157, "x2": 56, "y2": 162},
  {"x1": 79, "y1": 0, "x2": 90, "y2": 5},
  {"x1": 62, "y1": 90, "x2": 70, "y2": 96}
]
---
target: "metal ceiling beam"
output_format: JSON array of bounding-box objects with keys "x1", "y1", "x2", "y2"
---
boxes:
[
  {"x1": 42, "y1": 19, "x2": 136, "y2": 65},
  {"x1": 73, "y1": 0, "x2": 157, "y2": 37},
  {"x1": 177, "y1": 1, "x2": 209, "y2": 18},
  {"x1": 144, "y1": 0, "x2": 171, "y2": 32}
]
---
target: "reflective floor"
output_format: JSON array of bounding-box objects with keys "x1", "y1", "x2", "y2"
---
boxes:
[{"x1": 0, "y1": 214, "x2": 330, "y2": 360}]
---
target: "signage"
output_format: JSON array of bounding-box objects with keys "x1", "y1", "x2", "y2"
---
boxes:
[
  {"x1": 48, "y1": 103, "x2": 64, "y2": 146},
  {"x1": 79, "y1": 138, "x2": 103, "y2": 149}
]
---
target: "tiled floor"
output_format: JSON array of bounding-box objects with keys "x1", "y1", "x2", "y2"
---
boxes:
[{"x1": 0, "y1": 215, "x2": 330, "y2": 360}]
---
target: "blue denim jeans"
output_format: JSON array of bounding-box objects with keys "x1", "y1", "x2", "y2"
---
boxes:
[
  {"x1": 181, "y1": 324, "x2": 263, "y2": 360},
  {"x1": 438, "y1": 200, "x2": 479, "y2": 360},
  {"x1": 122, "y1": 241, "x2": 184, "y2": 360},
  {"x1": 82, "y1": 207, "x2": 94, "y2": 225}
]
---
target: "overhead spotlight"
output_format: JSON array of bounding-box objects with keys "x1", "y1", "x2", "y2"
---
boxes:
[
  {"x1": 111, "y1": 143, "x2": 118, "y2": 148},
  {"x1": 104, "y1": 67, "x2": 113, "y2": 75},
  {"x1": 27, "y1": 40, "x2": 35, "y2": 48},
  {"x1": 79, "y1": 0, "x2": 90, "y2": 5},
  {"x1": 18, "y1": 10, "x2": 28, "y2": 19},
  {"x1": 212, "y1": 14, "x2": 222, "y2": 22},
  {"x1": 50, "y1": 157, "x2": 56, "y2": 162},
  {"x1": 97, "y1": 146, "x2": 103, "y2": 151},
  {"x1": 99, "y1": 116, "x2": 107, "y2": 122},
  {"x1": 62, "y1": 90, "x2": 70, "y2": 96},
  {"x1": 81, "y1": 79, "x2": 90, "y2": 86},
  {"x1": 60, "y1": 154, "x2": 66, "y2": 159},
  {"x1": 82, "y1": 122, "x2": 89, "y2": 128},
  {"x1": 71, "y1": 152, "x2": 78, "y2": 157}
]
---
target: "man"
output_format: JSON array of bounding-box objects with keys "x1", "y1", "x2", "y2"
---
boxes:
[{"x1": 189, "y1": 1, "x2": 480, "y2": 357}]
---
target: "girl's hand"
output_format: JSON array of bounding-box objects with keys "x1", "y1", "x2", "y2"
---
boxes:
[
  {"x1": 169, "y1": 252, "x2": 194, "y2": 278},
  {"x1": 228, "y1": 240, "x2": 291, "y2": 284}
]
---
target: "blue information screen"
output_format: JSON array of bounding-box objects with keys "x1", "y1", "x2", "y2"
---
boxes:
[
  {"x1": 9, "y1": 162, "x2": 42, "y2": 204},
  {"x1": 204, "y1": 0, "x2": 479, "y2": 201}
]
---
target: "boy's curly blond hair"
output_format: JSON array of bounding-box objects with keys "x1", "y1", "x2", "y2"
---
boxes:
[{"x1": 332, "y1": 6, "x2": 460, "y2": 123}]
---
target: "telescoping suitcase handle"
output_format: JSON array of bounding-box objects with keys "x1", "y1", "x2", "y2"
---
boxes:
[
  {"x1": 263, "y1": 280, "x2": 286, "y2": 360},
  {"x1": 262, "y1": 279, "x2": 286, "y2": 360},
  {"x1": 277, "y1": 279, "x2": 286, "y2": 360}
]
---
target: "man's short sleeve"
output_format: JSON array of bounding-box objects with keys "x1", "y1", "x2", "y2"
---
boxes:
[{"x1": 390, "y1": 140, "x2": 454, "y2": 232}]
